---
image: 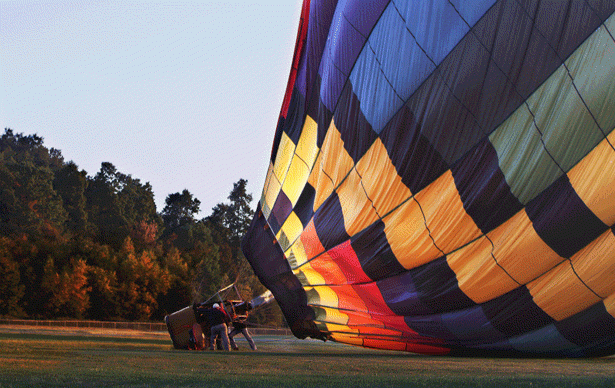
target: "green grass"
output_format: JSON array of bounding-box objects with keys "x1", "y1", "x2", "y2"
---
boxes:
[{"x1": 1, "y1": 329, "x2": 614, "y2": 387}]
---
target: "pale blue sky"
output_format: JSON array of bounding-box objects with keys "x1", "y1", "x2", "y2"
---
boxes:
[{"x1": 1, "y1": 0, "x2": 302, "y2": 216}]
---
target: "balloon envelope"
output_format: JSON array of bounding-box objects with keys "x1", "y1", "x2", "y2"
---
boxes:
[{"x1": 242, "y1": 0, "x2": 615, "y2": 357}]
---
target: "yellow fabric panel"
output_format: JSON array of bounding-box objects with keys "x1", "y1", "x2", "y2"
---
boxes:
[
  {"x1": 416, "y1": 170, "x2": 482, "y2": 254},
  {"x1": 383, "y1": 198, "x2": 442, "y2": 270},
  {"x1": 294, "y1": 262, "x2": 325, "y2": 286},
  {"x1": 330, "y1": 332, "x2": 364, "y2": 346},
  {"x1": 282, "y1": 154, "x2": 311, "y2": 206},
  {"x1": 260, "y1": 163, "x2": 275, "y2": 218},
  {"x1": 488, "y1": 210, "x2": 564, "y2": 284},
  {"x1": 565, "y1": 16, "x2": 615, "y2": 131},
  {"x1": 447, "y1": 237, "x2": 520, "y2": 303},
  {"x1": 570, "y1": 230, "x2": 615, "y2": 298},
  {"x1": 603, "y1": 293, "x2": 615, "y2": 320},
  {"x1": 313, "y1": 306, "x2": 349, "y2": 326},
  {"x1": 308, "y1": 151, "x2": 335, "y2": 211},
  {"x1": 277, "y1": 211, "x2": 303, "y2": 252},
  {"x1": 336, "y1": 168, "x2": 380, "y2": 236},
  {"x1": 528, "y1": 261, "x2": 602, "y2": 321},
  {"x1": 295, "y1": 115, "x2": 319, "y2": 169},
  {"x1": 355, "y1": 138, "x2": 412, "y2": 217},
  {"x1": 273, "y1": 131, "x2": 296, "y2": 181},
  {"x1": 287, "y1": 237, "x2": 308, "y2": 269},
  {"x1": 263, "y1": 169, "x2": 282, "y2": 215},
  {"x1": 309, "y1": 285, "x2": 340, "y2": 308},
  {"x1": 321, "y1": 121, "x2": 354, "y2": 188},
  {"x1": 568, "y1": 131, "x2": 615, "y2": 226}
]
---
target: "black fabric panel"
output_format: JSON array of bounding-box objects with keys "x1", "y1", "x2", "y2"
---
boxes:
[
  {"x1": 451, "y1": 138, "x2": 523, "y2": 234},
  {"x1": 293, "y1": 183, "x2": 316, "y2": 228},
  {"x1": 270, "y1": 117, "x2": 285, "y2": 164},
  {"x1": 335, "y1": 83, "x2": 379, "y2": 163},
  {"x1": 410, "y1": 256, "x2": 475, "y2": 314},
  {"x1": 269, "y1": 190, "x2": 293, "y2": 236},
  {"x1": 312, "y1": 192, "x2": 350, "y2": 251},
  {"x1": 283, "y1": 86, "x2": 308, "y2": 144},
  {"x1": 481, "y1": 287, "x2": 554, "y2": 337},
  {"x1": 555, "y1": 302, "x2": 615, "y2": 358},
  {"x1": 241, "y1": 203, "x2": 315, "y2": 330},
  {"x1": 379, "y1": 105, "x2": 449, "y2": 194},
  {"x1": 350, "y1": 220, "x2": 406, "y2": 281},
  {"x1": 525, "y1": 175, "x2": 609, "y2": 259}
]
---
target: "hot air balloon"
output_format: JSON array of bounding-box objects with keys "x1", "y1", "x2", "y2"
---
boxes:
[{"x1": 241, "y1": 0, "x2": 615, "y2": 357}]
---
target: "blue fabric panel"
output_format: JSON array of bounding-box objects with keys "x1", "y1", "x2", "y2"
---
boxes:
[
  {"x1": 410, "y1": 257, "x2": 475, "y2": 314},
  {"x1": 481, "y1": 287, "x2": 554, "y2": 337},
  {"x1": 508, "y1": 324, "x2": 580, "y2": 357},
  {"x1": 296, "y1": 0, "x2": 338, "y2": 99},
  {"x1": 350, "y1": 4, "x2": 431, "y2": 133},
  {"x1": 336, "y1": 84, "x2": 379, "y2": 163},
  {"x1": 393, "y1": 0, "x2": 469, "y2": 65},
  {"x1": 441, "y1": 306, "x2": 506, "y2": 343},
  {"x1": 350, "y1": 220, "x2": 406, "y2": 281},
  {"x1": 451, "y1": 138, "x2": 523, "y2": 234},
  {"x1": 319, "y1": 0, "x2": 388, "y2": 111},
  {"x1": 449, "y1": 0, "x2": 497, "y2": 26},
  {"x1": 312, "y1": 192, "x2": 350, "y2": 251},
  {"x1": 405, "y1": 314, "x2": 456, "y2": 341},
  {"x1": 377, "y1": 271, "x2": 432, "y2": 316},
  {"x1": 525, "y1": 175, "x2": 609, "y2": 259}
]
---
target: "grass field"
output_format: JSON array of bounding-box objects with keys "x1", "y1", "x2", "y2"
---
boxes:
[{"x1": 1, "y1": 326, "x2": 614, "y2": 387}]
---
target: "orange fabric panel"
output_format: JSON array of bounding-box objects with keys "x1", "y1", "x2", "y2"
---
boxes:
[
  {"x1": 299, "y1": 219, "x2": 325, "y2": 260},
  {"x1": 320, "y1": 121, "x2": 355, "y2": 188},
  {"x1": 355, "y1": 138, "x2": 412, "y2": 217},
  {"x1": 383, "y1": 198, "x2": 443, "y2": 270},
  {"x1": 308, "y1": 152, "x2": 334, "y2": 212},
  {"x1": 415, "y1": 170, "x2": 482, "y2": 254},
  {"x1": 603, "y1": 293, "x2": 615, "y2": 320},
  {"x1": 310, "y1": 252, "x2": 349, "y2": 286},
  {"x1": 335, "y1": 168, "x2": 381, "y2": 236},
  {"x1": 570, "y1": 230, "x2": 615, "y2": 298},
  {"x1": 528, "y1": 261, "x2": 602, "y2": 321},
  {"x1": 447, "y1": 236, "x2": 520, "y2": 303},
  {"x1": 488, "y1": 210, "x2": 564, "y2": 284},
  {"x1": 568, "y1": 131, "x2": 615, "y2": 226}
]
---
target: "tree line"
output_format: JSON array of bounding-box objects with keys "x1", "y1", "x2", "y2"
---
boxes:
[{"x1": 0, "y1": 128, "x2": 281, "y2": 325}]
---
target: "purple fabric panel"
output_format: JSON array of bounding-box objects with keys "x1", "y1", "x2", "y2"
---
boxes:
[
  {"x1": 241, "y1": 204, "x2": 315, "y2": 329},
  {"x1": 525, "y1": 175, "x2": 609, "y2": 259},
  {"x1": 377, "y1": 271, "x2": 432, "y2": 316},
  {"x1": 451, "y1": 139, "x2": 523, "y2": 234},
  {"x1": 270, "y1": 190, "x2": 293, "y2": 236},
  {"x1": 344, "y1": 0, "x2": 390, "y2": 36},
  {"x1": 441, "y1": 306, "x2": 506, "y2": 343},
  {"x1": 404, "y1": 314, "x2": 456, "y2": 341},
  {"x1": 295, "y1": 0, "x2": 338, "y2": 99}
]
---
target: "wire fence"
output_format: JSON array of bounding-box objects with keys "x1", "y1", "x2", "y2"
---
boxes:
[{"x1": 0, "y1": 318, "x2": 291, "y2": 336}]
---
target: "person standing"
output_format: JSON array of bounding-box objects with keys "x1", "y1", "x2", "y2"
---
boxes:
[
  {"x1": 228, "y1": 315, "x2": 257, "y2": 351},
  {"x1": 207, "y1": 303, "x2": 231, "y2": 351}
]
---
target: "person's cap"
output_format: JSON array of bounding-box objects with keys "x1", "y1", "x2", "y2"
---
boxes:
[{"x1": 213, "y1": 303, "x2": 219, "y2": 308}]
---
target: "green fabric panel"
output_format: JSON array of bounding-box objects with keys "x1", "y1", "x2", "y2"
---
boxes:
[
  {"x1": 490, "y1": 17, "x2": 615, "y2": 205},
  {"x1": 567, "y1": 15, "x2": 615, "y2": 134},
  {"x1": 490, "y1": 105, "x2": 561, "y2": 204},
  {"x1": 525, "y1": 67, "x2": 602, "y2": 173}
]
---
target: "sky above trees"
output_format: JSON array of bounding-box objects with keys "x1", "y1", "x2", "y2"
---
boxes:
[{"x1": 1, "y1": 0, "x2": 302, "y2": 216}]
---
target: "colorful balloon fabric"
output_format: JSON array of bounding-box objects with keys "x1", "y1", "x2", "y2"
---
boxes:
[{"x1": 241, "y1": 0, "x2": 615, "y2": 357}]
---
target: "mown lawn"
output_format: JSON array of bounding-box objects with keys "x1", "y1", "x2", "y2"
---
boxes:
[{"x1": 0, "y1": 328, "x2": 614, "y2": 387}]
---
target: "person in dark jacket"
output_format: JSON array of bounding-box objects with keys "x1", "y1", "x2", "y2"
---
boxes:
[
  {"x1": 207, "y1": 303, "x2": 231, "y2": 351},
  {"x1": 228, "y1": 314, "x2": 257, "y2": 351}
]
